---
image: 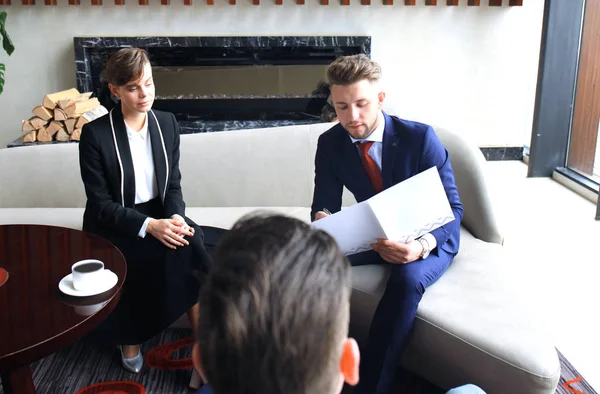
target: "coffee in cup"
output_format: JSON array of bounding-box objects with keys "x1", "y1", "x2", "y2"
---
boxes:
[{"x1": 72, "y1": 259, "x2": 105, "y2": 291}]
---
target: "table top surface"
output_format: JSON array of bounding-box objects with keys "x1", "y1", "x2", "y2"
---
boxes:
[{"x1": 0, "y1": 224, "x2": 126, "y2": 370}]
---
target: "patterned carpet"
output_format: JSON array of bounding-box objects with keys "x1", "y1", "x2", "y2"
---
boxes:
[{"x1": 0, "y1": 328, "x2": 596, "y2": 394}]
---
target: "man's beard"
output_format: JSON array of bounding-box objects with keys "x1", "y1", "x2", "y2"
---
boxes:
[{"x1": 345, "y1": 121, "x2": 375, "y2": 139}]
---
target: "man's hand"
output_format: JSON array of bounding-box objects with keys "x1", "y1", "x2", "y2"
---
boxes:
[
  {"x1": 371, "y1": 239, "x2": 424, "y2": 264},
  {"x1": 147, "y1": 218, "x2": 194, "y2": 249},
  {"x1": 314, "y1": 211, "x2": 330, "y2": 221}
]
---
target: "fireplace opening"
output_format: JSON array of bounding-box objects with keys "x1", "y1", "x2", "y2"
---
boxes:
[{"x1": 75, "y1": 36, "x2": 371, "y2": 133}]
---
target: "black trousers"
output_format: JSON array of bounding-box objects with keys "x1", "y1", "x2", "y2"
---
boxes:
[{"x1": 91, "y1": 198, "x2": 226, "y2": 345}]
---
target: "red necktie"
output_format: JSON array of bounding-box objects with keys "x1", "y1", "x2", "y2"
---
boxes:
[{"x1": 356, "y1": 141, "x2": 383, "y2": 193}]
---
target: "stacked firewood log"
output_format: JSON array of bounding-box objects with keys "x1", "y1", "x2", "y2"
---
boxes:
[{"x1": 21, "y1": 88, "x2": 107, "y2": 143}]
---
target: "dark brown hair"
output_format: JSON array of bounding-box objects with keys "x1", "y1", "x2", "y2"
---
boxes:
[
  {"x1": 327, "y1": 54, "x2": 382, "y2": 86},
  {"x1": 197, "y1": 213, "x2": 351, "y2": 394},
  {"x1": 103, "y1": 47, "x2": 149, "y2": 87}
]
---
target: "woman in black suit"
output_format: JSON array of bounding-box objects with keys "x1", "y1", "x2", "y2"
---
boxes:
[{"x1": 79, "y1": 48, "x2": 214, "y2": 376}]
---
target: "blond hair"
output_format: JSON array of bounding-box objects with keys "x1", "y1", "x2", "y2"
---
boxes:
[{"x1": 327, "y1": 54, "x2": 382, "y2": 86}]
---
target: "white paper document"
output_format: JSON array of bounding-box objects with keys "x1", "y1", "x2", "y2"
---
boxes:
[{"x1": 311, "y1": 166, "x2": 455, "y2": 255}]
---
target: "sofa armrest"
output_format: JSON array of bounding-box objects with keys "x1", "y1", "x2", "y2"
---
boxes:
[{"x1": 434, "y1": 126, "x2": 504, "y2": 245}]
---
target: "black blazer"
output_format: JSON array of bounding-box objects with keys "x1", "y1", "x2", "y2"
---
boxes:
[{"x1": 79, "y1": 105, "x2": 187, "y2": 240}]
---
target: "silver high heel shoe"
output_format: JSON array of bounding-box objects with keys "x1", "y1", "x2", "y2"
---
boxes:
[{"x1": 119, "y1": 345, "x2": 143, "y2": 373}]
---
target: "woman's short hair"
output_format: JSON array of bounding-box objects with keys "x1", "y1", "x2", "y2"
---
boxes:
[{"x1": 103, "y1": 47, "x2": 149, "y2": 87}]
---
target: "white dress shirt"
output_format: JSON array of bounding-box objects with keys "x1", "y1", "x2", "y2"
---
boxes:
[
  {"x1": 124, "y1": 115, "x2": 158, "y2": 238},
  {"x1": 347, "y1": 112, "x2": 437, "y2": 253}
]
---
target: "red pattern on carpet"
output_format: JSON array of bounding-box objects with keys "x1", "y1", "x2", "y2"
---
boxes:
[
  {"x1": 75, "y1": 381, "x2": 146, "y2": 394},
  {"x1": 0, "y1": 267, "x2": 8, "y2": 287},
  {"x1": 145, "y1": 336, "x2": 195, "y2": 370}
]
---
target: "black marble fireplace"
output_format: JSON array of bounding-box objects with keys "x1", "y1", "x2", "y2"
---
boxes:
[{"x1": 74, "y1": 36, "x2": 371, "y2": 133}]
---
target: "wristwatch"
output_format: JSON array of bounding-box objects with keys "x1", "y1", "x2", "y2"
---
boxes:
[{"x1": 417, "y1": 237, "x2": 431, "y2": 260}]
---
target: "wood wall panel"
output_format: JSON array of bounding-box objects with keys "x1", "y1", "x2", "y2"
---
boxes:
[
  {"x1": 0, "y1": 0, "x2": 525, "y2": 7},
  {"x1": 569, "y1": 0, "x2": 600, "y2": 174}
]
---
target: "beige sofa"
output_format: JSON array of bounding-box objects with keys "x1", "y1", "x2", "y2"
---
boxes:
[{"x1": 0, "y1": 123, "x2": 560, "y2": 394}]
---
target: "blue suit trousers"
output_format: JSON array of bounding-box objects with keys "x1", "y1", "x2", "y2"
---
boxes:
[{"x1": 350, "y1": 249, "x2": 453, "y2": 394}]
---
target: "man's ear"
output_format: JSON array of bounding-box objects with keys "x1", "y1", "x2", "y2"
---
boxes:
[
  {"x1": 192, "y1": 342, "x2": 205, "y2": 380},
  {"x1": 377, "y1": 91, "x2": 386, "y2": 108},
  {"x1": 340, "y1": 338, "x2": 360, "y2": 386}
]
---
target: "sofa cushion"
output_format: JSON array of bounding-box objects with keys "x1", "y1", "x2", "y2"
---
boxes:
[
  {"x1": 349, "y1": 228, "x2": 559, "y2": 394},
  {"x1": 0, "y1": 207, "x2": 312, "y2": 233},
  {"x1": 0, "y1": 144, "x2": 86, "y2": 208},
  {"x1": 0, "y1": 208, "x2": 85, "y2": 230},
  {"x1": 179, "y1": 123, "x2": 333, "y2": 208},
  {"x1": 186, "y1": 207, "x2": 311, "y2": 229}
]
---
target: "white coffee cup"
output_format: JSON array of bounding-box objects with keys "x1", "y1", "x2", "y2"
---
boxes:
[{"x1": 72, "y1": 259, "x2": 105, "y2": 291}]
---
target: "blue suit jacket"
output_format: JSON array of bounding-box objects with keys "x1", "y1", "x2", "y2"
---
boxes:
[
  {"x1": 311, "y1": 113, "x2": 463, "y2": 256},
  {"x1": 196, "y1": 384, "x2": 213, "y2": 394}
]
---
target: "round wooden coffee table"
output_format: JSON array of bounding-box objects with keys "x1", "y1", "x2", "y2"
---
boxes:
[{"x1": 0, "y1": 224, "x2": 127, "y2": 394}]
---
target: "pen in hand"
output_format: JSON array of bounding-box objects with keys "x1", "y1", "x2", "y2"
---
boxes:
[{"x1": 322, "y1": 208, "x2": 332, "y2": 215}]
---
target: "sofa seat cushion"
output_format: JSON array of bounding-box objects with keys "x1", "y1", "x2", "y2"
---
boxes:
[
  {"x1": 186, "y1": 207, "x2": 311, "y2": 229},
  {"x1": 0, "y1": 207, "x2": 312, "y2": 234},
  {"x1": 0, "y1": 208, "x2": 85, "y2": 230},
  {"x1": 349, "y1": 228, "x2": 559, "y2": 394}
]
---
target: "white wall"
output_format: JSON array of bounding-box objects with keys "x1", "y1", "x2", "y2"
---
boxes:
[{"x1": 0, "y1": 1, "x2": 544, "y2": 149}]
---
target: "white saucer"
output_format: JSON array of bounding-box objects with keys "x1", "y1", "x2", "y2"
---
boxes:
[{"x1": 58, "y1": 270, "x2": 118, "y2": 297}]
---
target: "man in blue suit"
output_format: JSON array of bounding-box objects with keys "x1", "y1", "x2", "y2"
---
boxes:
[{"x1": 311, "y1": 54, "x2": 464, "y2": 394}]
